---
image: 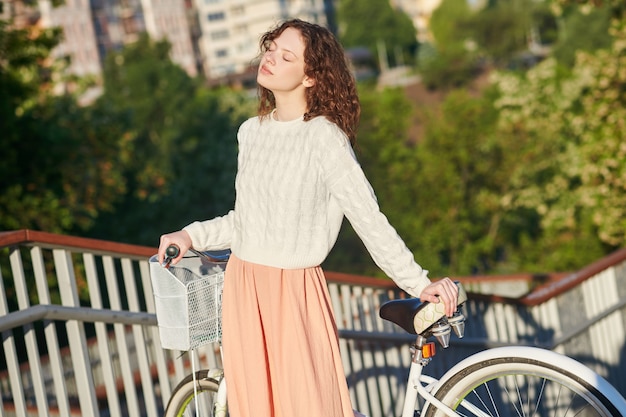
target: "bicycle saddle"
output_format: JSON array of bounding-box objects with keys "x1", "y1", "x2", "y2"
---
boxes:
[
  {"x1": 380, "y1": 298, "x2": 427, "y2": 334},
  {"x1": 380, "y1": 282, "x2": 467, "y2": 335}
]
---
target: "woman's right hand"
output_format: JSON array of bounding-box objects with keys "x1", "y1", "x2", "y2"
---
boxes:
[{"x1": 157, "y1": 230, "x2": 192, "y2": 266}]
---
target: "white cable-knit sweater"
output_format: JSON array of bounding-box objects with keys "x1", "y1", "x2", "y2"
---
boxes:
[{"x1": 183, "y1": 113, "x2": 431, "y2": 297}]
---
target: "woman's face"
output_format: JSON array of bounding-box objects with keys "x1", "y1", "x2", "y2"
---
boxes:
[{"x1": 257, "y1": 27, "x2": 314, "y2": 95}]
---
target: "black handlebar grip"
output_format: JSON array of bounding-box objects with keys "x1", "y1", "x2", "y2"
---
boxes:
[{"x1": 166, "y1": 245, "x2": 180, "y2": 258}]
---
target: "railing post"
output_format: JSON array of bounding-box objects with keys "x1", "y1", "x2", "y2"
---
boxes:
[
  {"x1": 31, "y1": 246, "x2": 72, "y2": 416},
  {"x1": 10, "y1": 247, "x2": 49, "y2": 416},
  {"x1": 121, "y1": 257, "x2": 159, "y2": 416},
  {"x1": 102, "y1": 255, "x2": 142, "y2": 417},
  {"x1": 53, "y1": 248, "x2": 99, "y2": 417},
  {"x1": 0, "y1": 247, "x2": 28, "y2": 417},
  {"x1": 83, "y1": 252, "x2": 123, "y2": 417}
]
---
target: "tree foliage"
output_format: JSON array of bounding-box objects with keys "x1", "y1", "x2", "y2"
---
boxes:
[
  {"x1": 483, "y1": 0, "x2": 626, "y2": 268},
  {"x1": 96, "y1": 33, "x2": 198, "y2": 200},
  {"x1": 0, "y1": 20, "x2": 252, "y2": 245},
  {"x1": 337, "y1": 0, "x2": 418, "y2": 67},
  {"x1": 493, "y1": 54, "x2": 625, "y2": 250},
  {"x1": 84, "y1": 34, "x2": 253, "y2": 245},
  {"x1": 405, "y1": 89, "x2": 509, "y2": 275},
  {"x1": 418, "y1": 0, "x2": 478, "y2": 89},
  {"x1": 420, "y1": 0, "x2": 558, "y2": 88},
  {"x1": 406, "y1": 0, "x2": 625, "y2": 274},
  {"x1": 551, "y1": 3, "x2": 612, "y2": 67},
  {"x1": 0, "y1": 20, "x2": 125, "y2": 232},
  {"x1": 467, "y1": 0, "x2": 547, "y2": 65}
]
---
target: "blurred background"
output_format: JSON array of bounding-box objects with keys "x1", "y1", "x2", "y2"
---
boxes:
[{"x1": 1, "y1": 0, "x2": 625, "y2": 279}]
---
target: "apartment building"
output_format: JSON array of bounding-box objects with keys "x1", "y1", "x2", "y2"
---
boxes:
[
  {"x1": 90, "y1": 0, "x2": 146, "y2": 65},
  {"x1": 193, "y1": 0, "x2": 330, "y2": 83},
  {"x1": 140, "y1": 0, "x2": 197, "y2": 76},
  {"x1": 38, "y1": 0, "x2": 102, "y2": 77},
  {"x1": 35, "y1": 0, "x2": 196, "y2": 79}
]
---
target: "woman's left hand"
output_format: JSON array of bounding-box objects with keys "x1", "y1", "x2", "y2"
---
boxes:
[{"x1": 419, "y1": 278, "x2": 459, "y2": 317}]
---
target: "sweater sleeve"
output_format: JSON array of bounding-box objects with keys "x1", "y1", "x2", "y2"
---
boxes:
[
  {"x1": 318, "y1": 123, "x2": 431, "y2": 297},
  {"x1": 182, "y1": 210, "x2": 235, "y2": 251}
]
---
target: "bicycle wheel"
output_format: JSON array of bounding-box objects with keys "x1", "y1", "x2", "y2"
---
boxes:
[
  {"x1": 424, "y1": 347, "x2": 625, "y2": 417},
  {"x1": 164, "y1": 370, "x2": 226, "y2": 417}
]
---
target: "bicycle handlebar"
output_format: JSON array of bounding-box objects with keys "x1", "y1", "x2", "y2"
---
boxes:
[
  {"x1": 162, "y1": 244, "x2": 231, "y2": 268},
  {"x1": 162, "y1": 245, "x2": 180, "y2": 268}
]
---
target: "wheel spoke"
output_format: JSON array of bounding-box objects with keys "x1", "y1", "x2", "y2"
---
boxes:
[
  {"x1": 530, "y1": 377, "x2": 547, "y2": 417},
  {"x1": 466, "y1": 382, "x2": 498, "y2": 417},
  {"x1": 501, "y1": 380, "x2": 524, "y2": 417}
]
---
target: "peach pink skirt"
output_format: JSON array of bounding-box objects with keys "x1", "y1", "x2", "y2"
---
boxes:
[{"x1": 221, "y1": 254, "x2": 355, "y2": 417}]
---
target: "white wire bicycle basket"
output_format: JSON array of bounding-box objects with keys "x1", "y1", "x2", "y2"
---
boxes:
[{"x1": 149, "y1": 253, "x2": 226, "y2": 351}]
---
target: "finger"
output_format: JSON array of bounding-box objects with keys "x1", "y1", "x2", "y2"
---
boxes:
[
  {"x1": 421, "y1": 293, "x2": 440, "y2": 304},
  {"x1": 437, "y1": 278, "x2": 457, "y2": 316},
  {"x1": 158, "y1": 235, "x2": 174, "y2": 264},
  {"x1": 444, "y1": 280, "x2": 459, "y2": 316}
]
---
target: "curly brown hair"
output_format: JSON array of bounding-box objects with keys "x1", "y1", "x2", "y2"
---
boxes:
[{"x1": 257, "y1": 19, "x2": 361, "y2": 146}]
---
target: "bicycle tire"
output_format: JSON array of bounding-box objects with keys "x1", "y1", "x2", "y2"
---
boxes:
[
  {"x1": 423, "y1": 347, "x2": 625, "y2": 417},
  {"x1": 164, "y1": 370, "x2": 225, "y2": 417}
]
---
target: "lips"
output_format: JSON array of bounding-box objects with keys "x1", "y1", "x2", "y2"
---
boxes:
[{"x1": 259, "y1": 64, "x2": 273, "y2": 75}]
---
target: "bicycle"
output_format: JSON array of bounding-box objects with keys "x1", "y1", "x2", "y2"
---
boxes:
[{"x1": 150, "y1": 247, "x2": 626, "y2": 417}]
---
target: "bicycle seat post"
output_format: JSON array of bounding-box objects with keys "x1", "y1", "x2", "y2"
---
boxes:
[{"x1": 412, "y1": 334, "x2": 436, "y2": 367}]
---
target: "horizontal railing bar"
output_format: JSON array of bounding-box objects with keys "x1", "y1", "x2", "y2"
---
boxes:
[
  {"x1": 0, "y1": 305, "x2": 156, "y2": 332},
  {"x1": 3, "y1": 305, "x2": 536, "y2": 350},
  {"x1": 0, "y1": 229, "x2": 155, "y2": 259},
  {"x1": 6, "y1": 295, "x2": 623, "y2": 350}
]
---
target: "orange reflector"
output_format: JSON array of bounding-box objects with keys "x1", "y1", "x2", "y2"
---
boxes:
[{"x1": 422, "y1": 342, "x2": 436, "y2": 358}]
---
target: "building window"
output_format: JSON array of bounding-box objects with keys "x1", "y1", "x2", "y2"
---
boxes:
[
  {"x1": 215, "y1": 49, "x2": 228, "y2": 58},
  {"x1": 207, "y1": 12, "x2": 225, "y2": 21}
]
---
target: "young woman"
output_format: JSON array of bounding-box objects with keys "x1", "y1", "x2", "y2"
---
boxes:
[{"x1": 158, "y1": 18, "x2": 459, "y2": 417}]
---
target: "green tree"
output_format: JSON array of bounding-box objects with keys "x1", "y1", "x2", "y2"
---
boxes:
[
  {"x1": 466, "y1": 0, "x2": 540, "y2": 66},
  {"x1": 551, "y1": 4, "x2": 612, "y2": 67},
  {"x1": 0, "y1": 20, "x2": 126, "y2": 233},
  {"x1": 491, "y1": 51, "x2": 624, "y2": 270},
  {"x1": 421, "y1": 0, "x2": 558, "y2": 88},
  {"x1": 95, "y1": 34, "x2": 197, "y2": 198},
  {"x1": 419, "y1": 0, "x2": 477, "y2": 89},
  {"x1": 85, "y1": 35, "x2": 253, "y2": 245},
  {"x1": 337, "y1": 0, "x2": 418, "y2": 67},
  {"x1": 88, "y1": 87, "x2": 251, "y2": 246},
  {"x1": 410, "y1": 89, "x2": 509, "y2": 275}
]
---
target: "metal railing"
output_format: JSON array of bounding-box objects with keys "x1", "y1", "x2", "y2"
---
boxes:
[{"x1": 1, "y1": 230, "x2": 625, "y2": 417}]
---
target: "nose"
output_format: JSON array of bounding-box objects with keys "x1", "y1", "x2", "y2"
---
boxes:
[{"x1": 264, "y1": 50, "x2": 275, "y2": 64}]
